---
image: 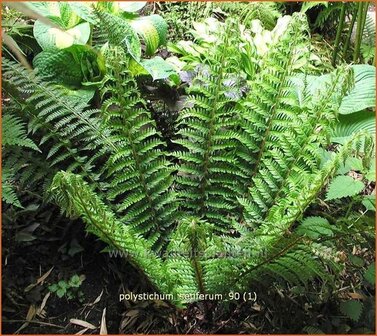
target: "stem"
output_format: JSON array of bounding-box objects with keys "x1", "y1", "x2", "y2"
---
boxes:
[
  {"x1": 353, "y1": 2, "x2": 369, "y2": 62},
  {"x1": 332, "y1": 3, "x2": 346, "y2": 66},
  {"x1": 342, "y1": 5, "x2": 358, "y2": 59}
]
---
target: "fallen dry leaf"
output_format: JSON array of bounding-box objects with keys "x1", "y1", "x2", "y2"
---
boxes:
[
  {"x1": 75, "y1": 327, "x2": 89, "y2": 335},
  {"x1": 70, "y1": 318, "x2": 96, "y2": 330},
  {"x1": 100, "y1": 307, "x2": 108, "y2": 335},
  {"x1": 25, "y1": 266, "x2": 54, "y2": 292}
]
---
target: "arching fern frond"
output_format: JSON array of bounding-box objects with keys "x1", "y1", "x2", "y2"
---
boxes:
[
  {"x1": 173, "y1": 20, "x2": 245, "y2": 230},
  {"x1": 100, "y1": 47, "x2": 178, "y2": 250},
  {"x1": 50, "y1": 171, "x2": 173, "y2": 297}
]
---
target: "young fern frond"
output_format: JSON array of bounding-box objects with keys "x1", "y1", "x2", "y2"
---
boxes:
[
  {"x1": 239, "y1": 65, "x2": 354, "y2": 226},
  {"x1": 173, "y1": 21, "x2": 244, "y2": 230},
  {"x1": 49, "y1": 172, "x2": 174, "y2": 298},
  {"x1": 236, "y1": 13, "x2": 310, "y2": 191},
  {"x1": 100, "y1": 47, "x2": 178, "y2": 249}
]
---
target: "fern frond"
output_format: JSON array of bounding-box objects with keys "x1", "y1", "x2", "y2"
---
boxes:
[
  {"x1": 2, "y1": 59, "x2": 113, "y2": 186},
  {"x1": 240, "y1": 66, "x2": 354, "y2": 225},
  {"x1": 173, "y1": 21, "x2": 245, "y2": 230},
  {"x1": 2, "y1": 114, "x2": 39, "y2": 151},
  {"x1": 100, "y1": 47, "x2": 177, "y2": 250},
  {"x1": 50, "y1": 171, "x2": 173, "y2": 296},
  {"x1": 237, "y1": 13, "x2": 311, "y2": 193}
]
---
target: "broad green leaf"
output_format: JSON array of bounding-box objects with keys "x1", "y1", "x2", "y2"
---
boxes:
[
  {"x1": 130, "y1": 15, "x2": 167, "y2": 56},
  {"x1": 138, "y1": 56, "x2": 177, "y2": 81},
  {"x1": 119, "y1": 1, "x2": 147, "y2": 12},
  {"x1": 325, "y1": 175, "x2": 364, "y2": 201},
  {"x1": 362, "y1": 195, "x2": 376, "y2": 212},
  {"x1": 339, "y1": 300, "x2": 363, "y2": 322},
  {"x1": 33, "y1": 45, "x2": 103, "y2": 87},
  {"x1": 28, "y1": 2, "x2": 80, "y2": 28},
  {"x1": 27, "y1": 2, "x2": 61, "y2": 18},
  {"x1": 364, "y1": 263, "x2": 375, "y2": 285},
  {"x1": 339, "y1": 65, "x2": 376, "y2": 115},
  {"x1": 331, "y1": 110, "x2": 375, "y2": 145},
  {"x1": 34, "y1": 20, "x2": 90, "y2": 50},
  {"x1": 68, "y1": 2, "x2": 97, "y2": 24}
]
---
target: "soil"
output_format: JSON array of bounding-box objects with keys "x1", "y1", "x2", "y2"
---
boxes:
[
  {"x1": 2, "y1": 200, "x2": 375, "y2": 334},
  {"x1": 2, "y1": 204, "x2": 125, "y2": 334}
]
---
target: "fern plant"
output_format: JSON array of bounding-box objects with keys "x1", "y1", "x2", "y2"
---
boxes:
[{"x1": 2, "y1": 12, "x2": 374, "y2": 309}]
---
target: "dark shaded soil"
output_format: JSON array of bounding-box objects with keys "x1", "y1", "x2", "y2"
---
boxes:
[
  {"x1": 2, "y1": 204, "x2": 125, "y2": 334},
  {"x1": 2, "y1": 201, "x2": 375, "y2": 334}
]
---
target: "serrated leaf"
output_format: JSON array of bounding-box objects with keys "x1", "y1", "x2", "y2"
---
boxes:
[
  {"x1": 364, "y1": 263, "x2": 375, "y2": 285},
  {"x1": 325, "y1": 175, "x2": 364, "y2": 201},
  {"x1": 339, "y1": 300, "x2": 363, "y2": 321}
]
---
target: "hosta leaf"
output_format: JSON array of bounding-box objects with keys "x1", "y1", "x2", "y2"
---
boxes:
[
  {"x1": 33, "y1": 45, "x2": 103, "y2": 86},
  {"x1": 339, "y1": 65, "x2": 376, "y2": 115},
  {"x1": 34, "y1": 20, "x2": 91, "y2": 50},
  {"x1": 130, "y1": 15, "x2": 167, "y2": 56},
  {"x1": 331, "y1": 110, "x2": 375, "y2": 145},
  {"x1": 364, "y1": 263, "x2": 375, "y2": 285},
  {"x1": 339, "y1": 300, "x2": 363, "y2": 322},
  {"x1": 325, "y1": 176, "x2": 364, "y2": 201},
  {"x1": 33, "y1": 48, "x2": 84, "y2": 86},
  {"x1": 69, "y1": 2, "x2": 97, "y2": 24},
  {"x1": 297, "y1": 65, "x2": 376, "y2": 115},
  {"x1": 27, "y1": 2, "x2": 61, "y2": 17},
  {"x1": 119, "y1": 1, "x2": 147, "y2": 12}
]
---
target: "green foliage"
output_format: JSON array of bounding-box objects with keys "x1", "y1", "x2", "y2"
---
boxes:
[
  {"x1": 2, "y1": 113, "x2": 40, "y2": 208},
  {"x1": 339, "y1": 300, "x2": 363, "y2": 322},
  {"x1": 332, "y1": 110, "x2": 375, "y2": 145},
  {"x1": 48, "y1": 274, "x2": 85, "y2": 301},
  {"x1": 296, "y1": 217, "x2": 334, "y2": 240},
  {"x1": 99, "y1": 47, "x2": 178, "y2": 248},
  {"x1": 130, "y1": 14, "x2": 168, "y2": 56},
  {"x1": 364, "y1": 262, "x2": 375, "y2": 286},
  {"x1": 325, "y1": 175, "x2": 365, "y2": 201},
  {"x1": 3, "y1": 9, "x2": 375, "y2": 310},
  {"x1": 33, "y1": 20, "x2": 90, "y2": 50},
  {"x1": 339, "y1": 65, "x2": 376, "y2": 115},
  {"x1": 2, "y1": 114, "x2": 39, "y2": 151},
  {"x1": 33, "y1": 45, "x2": 104, "y2": 86}
]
